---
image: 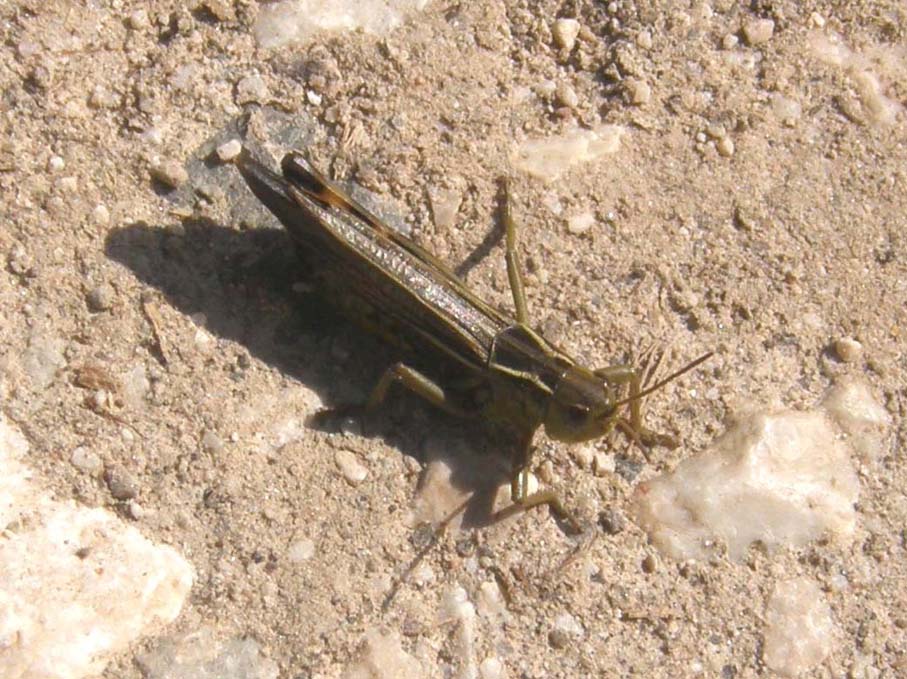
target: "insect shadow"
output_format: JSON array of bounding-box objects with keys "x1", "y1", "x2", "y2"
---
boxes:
[{"x1": 105, "y1": 217, "x2": 512, "y2": 530}]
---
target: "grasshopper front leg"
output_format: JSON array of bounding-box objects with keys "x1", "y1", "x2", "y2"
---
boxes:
[
  {"x1": 491, "y1": 433, "x2": 583, "y2": 535},
  {"x1": 594, "y1": 364, "x2": 677, "y2": 450}
]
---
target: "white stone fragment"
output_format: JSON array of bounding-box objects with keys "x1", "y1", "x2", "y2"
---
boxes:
[
  {"x1": 287, "y1": 538, "x2": 315, "y2": 563},
  {"x1": 137, "y1": 627, "x2": 278, "y2": 679},
  {"x1": 440, "y1": 586, "x2": 477, "y2": 679},
  {"x1": 479, "y1": 657, "x2": 505, "y2": 679},
  {"x1": 592, "y1": 451, "x2": 615, "y2": 476},
  {"x1": 255, "y1": 0, "x2": 432, "y2": 49},
  {"x1": 821, "y1": 377, "x2": 890, "y2": 462},
  {"x1": 513, "y1": 125, "x2": 624, "y2": 182},
  {"x1": 0, "y1": 413, "x2": 194, "y2": 679},
  {"x1": 216, "y1": 139, "x2": 242, "y2": 162},
  {"x1": 428, "y1": 186, "x2": 462, "y2": 231},
  {"x1": 70, "y1": 445, "x2": 104, "y2": 477},
  {"x1": 552, "y1": 18, "x2": 580, "y2": 51},
  {"x1": 343, "y1": 628, "x2": 423, "y2": 679},
  {"x1": 566, "y1": 211, "x2": 595, "y2": 235},
  {"x1": 22, "y1": 332, "x2": 66, "y2": 390},
  {"x1": 810, "y1": 32, "x2": 905, "y2": 125},
  {"x1": 633, "y1": 410, "x2": 859, "y2": 560},
  {"x1": 763, "y1": 578, "x2": 835, "y2": 677},
  {"x1": 742, "y1": 18, "x2": 774, "y2": 46},
  {"x1": 335, "y1": 448, "x2": 368, "y2": 485},
  {"x1": 772, "y1": 93, "x2": 802, "y2": 125},
  {"x1": 476, "y1": 580, "x2": 508, "y2": 621}
]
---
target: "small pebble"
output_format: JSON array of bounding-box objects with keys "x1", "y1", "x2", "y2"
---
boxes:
[
  {"x1": 772, "y1": 94, "x2": 802, "y2": 125},
  {"x1": 571, "y1": 444, "x2": 595, "y2": 469},
  {"x1": 742, "y1": 18, "x2": 774, "y2": 46},
  {"x1": 717, "y1": 136, "x2": 735, "y2": 157},
  {"x1": 567, "y1": 212, "x2": 594, "y2": 235},
  {"x1": 548, "y1": 628, "x2": 570, "y2": 649},
  {"x1": 306, "y1": 90, "x2": 322, "y2": 105},
  {"x1": 598, "y1": 507, "x2": 626, "y2": 535},
  {"x1": 593, "y1": 452, "x2": 615, "y2": 476},
  {"x1": 88, "y1": 85, "x2": 119, "y2": 109},
  {"x1": 626, "y1": 79, "x2": 651, "y2": 105},
  {"x1": 479, "y1": 657, "x2": 505, "y2": 679},
  {"x1": 201, "y1": 429, "x2": 224, "y2": 454},
  {"x1": 105, "y1": 466, "x2": 139, "y2": 500},
  {"x1": 334, "y1": 448, "x2": 368, "y2": 485},
  {"x1": 48, "y1": 155, "x2": 65, "y2": 172},
  {"x1": 86, "y1": 283, "x2": 115, "y2": 312},
  {"x1": 722, "y1": 34, "x2": 739, "y2": 50},
  {"x1": 127, "y1": 9, "x2": 149, "y2": 29},
  {"x1": 287, "y1": 538, "x2": 315, "y2": 563},
  {"x1": 555, "y1": 82, "x2": 579, "y2": 108},
  {"x1": 550, "y1": 612, "x2": 584, "y2": 649},
  {"x1": 92, "y1": 204, "x2": 110, "y2": 226},
  {"x1": 636, "y1": 30, "x2": 653, "y2": 49},
  {"x1": 833, "y1": 337, "x2": 863, "y2": 363},
  {"x1": 70, "y1": 446, "x2": 104, "y2": 477},
  {"x1": 706, "y1": 123, "x2": 727, "y2": 139},
  {"x1": 552, "y1": 18, "x2": 581, "y2": 51},
  {"x1": 642, "y1": 553, "x2": 658, "y2": 573},
  {"x1": 236, "y1": 74, "x2": 268, "y2": 105},
  {"x1": 215, "y1": 139, "x2": 242, "y2": 163},
  {"x1": 126, "y1": 500, "x2": 146, "y2": 520},
  {"x1": 57, "y1": 176, "x2": 78, "y2": 192},
  {"x1": 150, "y1": 158, "x2": 188, "y2": 189}
]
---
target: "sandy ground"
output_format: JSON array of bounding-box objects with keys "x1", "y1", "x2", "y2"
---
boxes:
[{"x1": 1, "y1": 1, "x2": 905, "y2": 677}]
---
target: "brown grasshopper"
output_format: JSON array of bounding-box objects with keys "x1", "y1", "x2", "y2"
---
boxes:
[{"x1": 235, "y1": 150, "x2": 711, "y2": 533}]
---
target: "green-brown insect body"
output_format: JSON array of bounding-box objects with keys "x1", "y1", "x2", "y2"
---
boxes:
[{"x1": 236, "y1": 150, "x2": 706, "y2": 531}]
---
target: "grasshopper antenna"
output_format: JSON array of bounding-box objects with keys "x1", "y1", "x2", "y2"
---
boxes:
[{"x1": 613, "y1": 351, "x2": 714, "y2": 408}]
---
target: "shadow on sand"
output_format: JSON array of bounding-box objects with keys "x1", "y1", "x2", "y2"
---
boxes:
[{"x1": 105, "y1": 216, "x2": 515, "y2": 530}]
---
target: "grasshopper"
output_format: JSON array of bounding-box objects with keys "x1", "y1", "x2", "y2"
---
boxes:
[{"x1": 235, "y1": 149, "x2": 710, "y2": 533}]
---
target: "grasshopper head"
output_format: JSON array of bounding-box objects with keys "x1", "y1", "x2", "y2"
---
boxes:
[{"x1": 543, "y1": 366, "x2": 619, "y2": 443}]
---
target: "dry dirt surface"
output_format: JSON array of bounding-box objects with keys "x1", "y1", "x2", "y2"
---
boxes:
[{"x1": 1, "y1": 1, "x2": 906, "y2": 677}]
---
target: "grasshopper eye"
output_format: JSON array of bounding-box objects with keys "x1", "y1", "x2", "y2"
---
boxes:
[{"x1": 564, "y1": 403, "x2": 590, "y2": 426}]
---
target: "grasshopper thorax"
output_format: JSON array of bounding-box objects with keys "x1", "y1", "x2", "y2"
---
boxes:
[{"x1": 543, "y1": 365, "x2": 619, "y2": 443}]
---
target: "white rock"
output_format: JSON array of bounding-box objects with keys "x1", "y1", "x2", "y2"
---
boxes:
[
  {"x1": 566, "y1": 211, "x2": 595, "y2": 235},
  {"x1": 137, "y1": 627, "x2": 279, "y2": 679},
  {"x1": 70, "y1": 445, "x2": 104, "y2": 477},
  {"x1": 22, "y1": 332, "x2": 66, "y2": 389},
  {"x1": 343, "y1": 628, "x2": 423, "y2": 679},
  {"x1": 821, "y1": 377, "x2": 890, "y2": 461},
  {"x1": 633, "y1": 410, "x2": 859, "y2": 560},
  {"x1": 335, "y1": 448, "x2": 368, "y2": 485},
  {"x1": 592, "y1": 451, "x2": 615, "y2": 476},
  {"x1": 287, "y1": 538, "x2": 315, "y2": 563},
  {"x1": 763, "y1": 578, "x2": 835, "y2": 677},
  {"x1": 832, "y1": 336, "x2": 862, "y2": 363},
  {"x1": 513, "y1": 125, "x2": 624, "y2": 182},
  {"x1": 0, "y1": 414, "x2": 194, "y2": 679},
  {"x1": 255, "y1": 0, "x2": 432, "y2": 49},
  {"x1": 480, "y1": 657, "x2": 505, "y2": 679},
  {"x1": 476, "y1": 580, "x2": 508, "y2": 620},
  {"x1": 428, "y1": 186, "x2": 462, "y2": 231},
  {"x1": 216, "y1": 139, "x2": 242, "y2": 162},
  {"x1": 742, "y1": 18, "x2": 774, "y2": 46},
  {"x1": 552, "y1": 18, "x2": 580, "y2": 51},
  {"x1": 772, "y1": 93, "x2": 802, "y2": 125},
  {"x1": 440, "y1": 587, "x2": 477, "y2": 679}
]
